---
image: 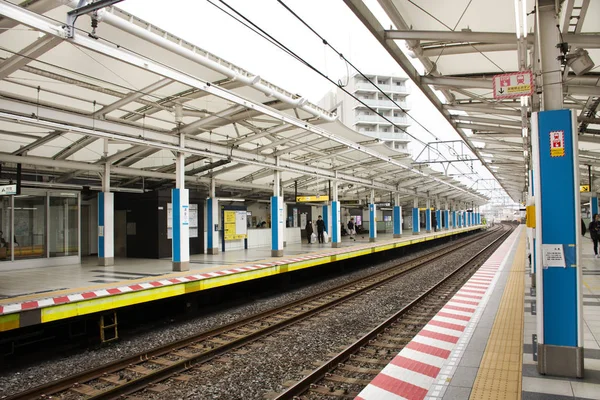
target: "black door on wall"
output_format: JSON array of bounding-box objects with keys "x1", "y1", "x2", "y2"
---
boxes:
[{"x1": 114, "y1": 190, "x2": 205, "y2": 259}]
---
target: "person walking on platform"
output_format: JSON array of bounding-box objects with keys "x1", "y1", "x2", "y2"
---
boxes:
[
  {"x1": 589, "y1": 214, "x2": 600, "y2": 258},
  {"x1": 305, "y1": 220, "x2": 314, "y2": 244},
  {"x1": 347, "y1": 217, "x2": 356, "y2": 241},
  {"x1": 432, "y1": 212, "x2": 438, "y2": 232},
  {"x1": 316, "y1": 215, "x2": 325, "y2": 244}
]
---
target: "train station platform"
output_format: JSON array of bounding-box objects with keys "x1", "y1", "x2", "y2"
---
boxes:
[
  {"x1": 0, "y1": 225, "x2": 483, "y2": 333},
  {"x1": 357, "y1": 225, "x2": 600, "y2": 400}
]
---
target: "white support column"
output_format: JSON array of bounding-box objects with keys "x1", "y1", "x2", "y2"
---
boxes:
[
  {"x1": 207, "y1": 178, "x2": 219, "y2": 255},
  {"x1": 98, "y1": 160, "x2": 114, "y2": 266},
  {"x1": 172, "y1": 132, "x2": 189, "y2": 271},
  {"x1": 271, "y1": 164, "x2": 284, "y2": 257},
  {"x1": 331, "y1": 180, "x2": 341, "y2": 247}
]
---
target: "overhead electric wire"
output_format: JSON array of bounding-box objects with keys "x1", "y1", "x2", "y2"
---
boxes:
[{"x1": 211, "y1": 0, "x2": 482, "y2": 184}]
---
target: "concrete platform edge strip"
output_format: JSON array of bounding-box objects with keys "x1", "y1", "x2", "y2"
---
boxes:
[
  {"x1": 0, "y1": 226, "x2": 482, "y2": 332},
  {"x1": 357, "y1": 226, "x2": 522, "y2": 400}
]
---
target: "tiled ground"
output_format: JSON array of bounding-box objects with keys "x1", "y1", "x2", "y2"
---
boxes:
[
  {"x1": 0, "y1": 228, "x2": 450, "y2": 298},
  {"x1": 434, "y1": 230, "x2": 600, "y2": 400}
]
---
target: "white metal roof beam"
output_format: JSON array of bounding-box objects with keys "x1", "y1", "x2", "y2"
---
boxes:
[
  {"x1": 96, "y1": 77, "x2": 173, "y2": 117},
  {"x1": 0, "y1": 1, "x2": 484, "y2": 202},
  {"x1": 385, "y1": 30, "x2": 599, "y2": 48},
  {"x1": 452, "y1": 115, "x2": 522, "y2": 127},
  {"x1": 422, "y1": 43, "x2": 517, "y2": 57},
  {"x1": 456, "y1": 123, "x2": 521, "y2": 135},
  {"x1": 445, "y1": 104, "x2": 522, "y2": 116},
  {"x1": 0, "y1": 35, "x2": 61, "y2": 80}
]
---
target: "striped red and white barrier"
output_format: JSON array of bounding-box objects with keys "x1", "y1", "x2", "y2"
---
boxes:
[{"x1": 356, "y1": 227, "x2": 521, "y2": 400}]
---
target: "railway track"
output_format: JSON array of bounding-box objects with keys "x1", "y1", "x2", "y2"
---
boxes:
[
  {"x1": 274, "y1": 224, "x2": 513, "y2": 399},
  {"x1": 5, "y1": 226, "x2": 507, "y2": 400}
]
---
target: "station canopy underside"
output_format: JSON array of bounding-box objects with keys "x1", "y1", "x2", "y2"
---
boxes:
[
  {"x1": 0, "y1": 0, "x2": 490, "y2": 207},
  {"x1": 346, "y1": 0, "x2": 600, "y2": 203}
]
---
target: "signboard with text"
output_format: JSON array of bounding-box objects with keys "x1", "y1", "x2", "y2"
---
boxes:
[
  {"x1": 296, "y1": 195, "x2": 329, "y2": 202},
  {"x1": 493, "y1": 71, "x2": 534, "y2": 99},
  {"x1": 0, "y1": 184, "x2": 17, "y2": 196}
]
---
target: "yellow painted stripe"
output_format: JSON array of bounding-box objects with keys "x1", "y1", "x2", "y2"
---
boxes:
[
  {"x1": 0, "y1": 313, "x2": 19, "y2": 332},
  {"x1": 26, "y1": 226, "x2": 482, "y2": 327},
  {"x1": 470, "y1": 231, "x2": 525, "y2": 400}
]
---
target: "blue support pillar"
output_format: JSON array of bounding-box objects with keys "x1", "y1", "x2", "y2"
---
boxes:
[
  {"x1": 271, "y1": 195, "x2": 284, "y2": 256},
  {"x1": 331, "y1": 181, "x2": 341, "y2": 248},
  {"x1": 533, "y1": 108, "x2": 583, "y2": 377},
  {"x1": 452, "y1": 210, "x2": 457, "y2": 229},
  {"x1": 322, "y1": 204, "x2": 329, "y2": 236},
  {"x1": 393, "y1": 206, "x2": 402, "y2": 238},
  {"x1": 435, "y1": 209, "x2": 441, "y2": 232},
  {"x1": 206, "y1": 197, "x2": 219, "y2": 254},
  {"x1": 369, "y1": 190, "x2": 376, "y2": 242},
  {"x1": 98, "y1": 191, "x2": 114, "y2": 266},
  {"x1": 425, "y1": 198, "x2": 431, "y2": 233},
  {"x1": 412, "y1": 197, "x2": 420, "y2": 235},
  {"x1": 444, "y1": 208, "x2": 450, "y2": 230},
  {"x1": 172, "y1": 188, "x2": 190, "y2": 271},
  {"x1": 592, "y1": 197, "x2": 599, "y2": 217}
]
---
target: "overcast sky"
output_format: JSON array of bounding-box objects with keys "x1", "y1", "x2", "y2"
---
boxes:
[{"x1": 119, "y1": 0, "x2": 499, "y2": 194}]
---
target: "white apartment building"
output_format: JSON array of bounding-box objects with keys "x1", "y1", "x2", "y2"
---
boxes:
[{"x1": 320, "y1": 73, "x2": 412, "y2": 153}]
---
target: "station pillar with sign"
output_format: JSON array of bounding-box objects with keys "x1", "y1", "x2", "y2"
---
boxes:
[
  {"x1": 207, "y1": 180, "x2": 219, "y2": 255},
  {"x1": 271, "y1": 171, "x2": 284, "y2": 257},
  {"x1": 98, "y1": 191, "x2": 114, "y2": 266},
  {"x1": 425, "y1": 198, "x2": 432, "y2": 233},
  {"x1": 412, "y1": 197, "x2": 420, "y2": 235},
  {"x1": 369, "y1": 189, "x2": 376, "y2": 242},
  {"x1": 452, "y1": 208, "x2": 457, "y2": 229},
  {"x1": 98, "y1": 162, "x2": 114, "y2": 267},
  {"x1": 591, "y1": 196, "x2": 598, "y2": 217},
  {"x1": 322, "y1": 203, "x2": 330, "y2": 239},
  {"x1": 172, "y1": 188, "x2": 190, "y2": 271},
  {"x1": 435, "y1": 205, "x2": 441, "y2": 231},
  {"x1": 532, "y1": 109, "x2": 583, "y2": 377},
  {"x1": 331, "y1": 181, "x2": 341, "y2": 248},
  {"x1": 444, "y1": 203, "x2": 450, "y2": 230},
  {"x1": 393, "y1": 193, "x2": 402, "y2": 239}
]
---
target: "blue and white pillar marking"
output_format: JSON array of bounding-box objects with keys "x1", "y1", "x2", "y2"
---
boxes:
[
  {"x1": 172, "y1": 137, "x2": 190, "y2": 271},
  {"x1": 207, "y1": 179, "x2": 219, "y2": 255},
  {"x1": 591, "y1": 197, "x2": 599, "y2": 217},
  {"x1": 271, "y1": 168, "x2": 284, "y2": 257},
  {"x1": 172, "y1": 188, "x2": 190, "y2": 271},
  {"x1": 444, "y1": 204, "x2": 450, "y2": 230},
  {"x1": 412, "y1": 197, "x2": 420, "y2": 235},
  {"x1": 533, "y1": 109, "x2": 583, "y2": 377},
  {"x1": 369, "y1": 189, "x2": 376, "y2": 242},
  {"x1": 98, "y1": 191, "x2": 114, "y2": 266},
  {"x1": 425, "y1": 198, "x2": 432, "y2": 233},
  {"x1": 435, "y1": 208, "x2": 441, "y2": 231},
  {"x1": 322, "y1": 204, "x2": 330, "y2": 238},
  {"x1": 452, "y1": 209, "x2": 457, "y2": 229},
  {"x1": 393, "y1": 193, "x2": 402, "y2": 238},
  {"x1": 331, "y1": 181, "x2": 341, "y2": 248}
]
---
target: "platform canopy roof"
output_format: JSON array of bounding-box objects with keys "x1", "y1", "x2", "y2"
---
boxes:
[
  {"x1": 346, "y1": 0, "x2": 600, "y2": 203},
  {"x1": 0, "y1": 0, "x2": 488, "y2": 207}
]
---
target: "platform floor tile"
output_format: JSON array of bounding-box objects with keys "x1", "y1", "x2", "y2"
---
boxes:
[{"x1": 469, "y1": 233, "x2": 525, "y2": 400}]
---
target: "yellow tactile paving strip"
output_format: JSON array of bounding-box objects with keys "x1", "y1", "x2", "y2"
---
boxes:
[{"x1": 470, "y1": 234, "x2": 526, "y2": 400}]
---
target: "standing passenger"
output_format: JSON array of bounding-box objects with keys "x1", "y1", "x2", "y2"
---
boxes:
[
  {"x1": 590, "y1": 214, "x2": 600, "y2": 258},
  {"x1": 316, "y1": 215, "x2": 325, "y2": 244},
  {"x1": 305, "y1": 220, "x2": 314, "y2": 244},
  {"x1": 347, "y1": 217, "x2": 356, "y2": 241}
]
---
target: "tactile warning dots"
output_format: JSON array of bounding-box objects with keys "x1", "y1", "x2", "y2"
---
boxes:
[{"x1": 470, "y1": 234, "x2": 525, "y2": 400}]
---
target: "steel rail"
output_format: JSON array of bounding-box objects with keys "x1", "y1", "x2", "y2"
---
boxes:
[
  {"x1": 274, "y1": 224, "x2": 513, "y2": 399},
  {"x1": 5, "y1": 227, "x2": 497, "y2": 400}
]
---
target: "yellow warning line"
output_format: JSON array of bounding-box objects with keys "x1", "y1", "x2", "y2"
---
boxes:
[{"x1": 470, "y1": 232, "x2": 525, "y2": 400}]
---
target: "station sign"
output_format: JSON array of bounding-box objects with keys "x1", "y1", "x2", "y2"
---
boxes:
[
  {"x1": 296, "y1": 195, "x2": 329, "y2": 202},
  {"x1": 580, "y1": 185, "x2": 590, "y2": 192},
  {"x1": 0, "y1": 184, "x2": 17, "y2": 196},
  {"x1": 493, "y1": 71, "x2": 534, "y2": 99}
]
